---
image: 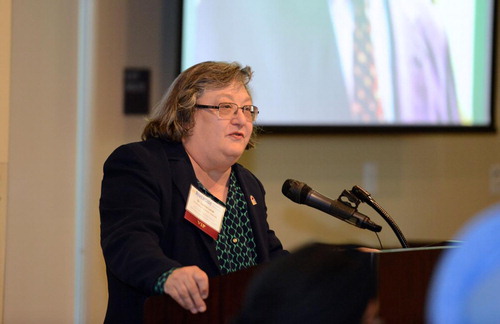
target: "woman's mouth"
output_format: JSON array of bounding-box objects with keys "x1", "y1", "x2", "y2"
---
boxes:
[{"x1": 228, "y1": 132, "x2": 245, "y2": 139}]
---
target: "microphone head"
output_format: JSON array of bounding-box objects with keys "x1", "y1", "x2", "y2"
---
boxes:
[{"x1": 282, "y1": 179, "x2": 311, "y2": 204}]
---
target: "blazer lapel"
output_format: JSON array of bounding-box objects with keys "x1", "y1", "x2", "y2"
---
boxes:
[
  {"x1": 233, "y1": 164, "x2": 268, "y2": 263},
  {"x1": 161, "y1": 140, "x2": 221, "y2": 269}
]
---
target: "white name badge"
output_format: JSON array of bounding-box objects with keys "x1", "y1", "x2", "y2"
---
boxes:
[{"x1": 184, "y1": 185, "x2": 226, "y2": 240}]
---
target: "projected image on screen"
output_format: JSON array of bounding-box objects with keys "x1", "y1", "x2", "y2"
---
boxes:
[{"x1": 182, "y1": 0, "x2": 494, "y2": 129}]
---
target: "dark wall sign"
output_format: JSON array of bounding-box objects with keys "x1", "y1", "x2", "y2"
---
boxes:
[{"x1": 124, "y1": 68, "x2": 150, "y2": 115}]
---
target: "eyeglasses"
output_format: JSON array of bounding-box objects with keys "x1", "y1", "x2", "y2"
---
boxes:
[{"x1": 195, "y1": 102, "x2": 259, "y2": 122}]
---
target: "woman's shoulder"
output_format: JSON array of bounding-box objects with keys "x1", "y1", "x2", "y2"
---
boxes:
[
  {"x1": 109, "y1": 138, "x2": 183, "y2": 158},
  {"x1": 104, "y1": 138, "x2": 182, "y2": 169}
]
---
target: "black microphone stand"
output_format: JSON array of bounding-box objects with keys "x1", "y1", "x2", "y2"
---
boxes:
[{"x1": 342, "y1": 185, "x2": 409, "y2": 249}]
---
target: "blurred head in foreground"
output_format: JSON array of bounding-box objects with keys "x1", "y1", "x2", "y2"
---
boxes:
[
  {"x1": 427, "y1": 203, "x2": 500, "y2": 324},
  {"x1": 232, "y1": 243, "x2": 379, "y2": 324}
]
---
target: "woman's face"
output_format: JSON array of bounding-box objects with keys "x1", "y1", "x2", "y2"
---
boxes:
[{"x1": 182, "y1": 81, "x2": 253, "y2": 170}]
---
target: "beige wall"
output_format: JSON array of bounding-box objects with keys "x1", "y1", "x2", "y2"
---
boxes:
[
  {"x1": 2, "y1": 0, "x2": 500, "y2": 322},
  {"x1": 4, "y1": 0, "x2": 79, "y2": 322},
  {"x1": 0, "y1": 0, "x2": 10, "y2": 162},
  {"x1": 240, "y1": 132, "x2": 500, "y2": 249},
  {"x1": 0, "y1": 0, "x2": 12, "y2": 320}
]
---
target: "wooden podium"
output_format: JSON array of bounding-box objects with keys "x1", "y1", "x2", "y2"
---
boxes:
[
  {"x1": 143, "y1": 265, "x2": 260, "y2": 324},
  {"x1": 376, "y1": 246, "x2": 451, "y2": 323},
  {"x1": 144, "y1": 246, "x2": 452, "y2": 324}
]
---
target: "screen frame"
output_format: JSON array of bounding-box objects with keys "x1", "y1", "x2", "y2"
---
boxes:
[{"x1": 177, "y1": 0, "x2": 498, "y2": 134}]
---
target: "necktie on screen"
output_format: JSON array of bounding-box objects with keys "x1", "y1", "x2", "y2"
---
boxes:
[{"x1": 352, "y1": 0, "x2": 383, "y2": 122}]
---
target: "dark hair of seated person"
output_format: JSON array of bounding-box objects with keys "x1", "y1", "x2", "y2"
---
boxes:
[{"x1": 231, "y1": 243, "x2": 378, "y2": 324}]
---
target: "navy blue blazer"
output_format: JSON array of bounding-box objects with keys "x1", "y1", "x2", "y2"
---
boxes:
[{"x1": 100, "y1": 138, "x2": 287, "y2": 323}]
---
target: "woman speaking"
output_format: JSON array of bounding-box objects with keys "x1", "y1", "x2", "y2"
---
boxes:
[{"x1": 99, "y1": 61, "x2": 288, "y2": 323}]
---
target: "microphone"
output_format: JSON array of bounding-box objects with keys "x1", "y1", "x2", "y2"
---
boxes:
[{"x1": 282, "y1": 179, "x2": 382, "y2": 232}]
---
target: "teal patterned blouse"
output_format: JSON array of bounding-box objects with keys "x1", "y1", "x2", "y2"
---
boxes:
[{"x1": 154, "y1": 171, "x2": 257, "y2": 294}]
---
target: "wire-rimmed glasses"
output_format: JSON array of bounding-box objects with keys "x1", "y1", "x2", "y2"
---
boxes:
[{"x1": 195, "y1": 102, "x2": 259, "y2": 122}]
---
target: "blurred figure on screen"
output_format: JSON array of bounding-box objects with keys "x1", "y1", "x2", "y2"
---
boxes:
[
  {"x1": 427, "y1": 203, "x2": 500, "y2": 323},
  {"x1": 189, "y1": 0, "x2": 460, "y2": 125},
  {"x1": 231, "y1": 243, "x2": 379, "y2": 324},
  {"x1": 328, "y1": 0, "x2": 459, "y2": 124}
]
